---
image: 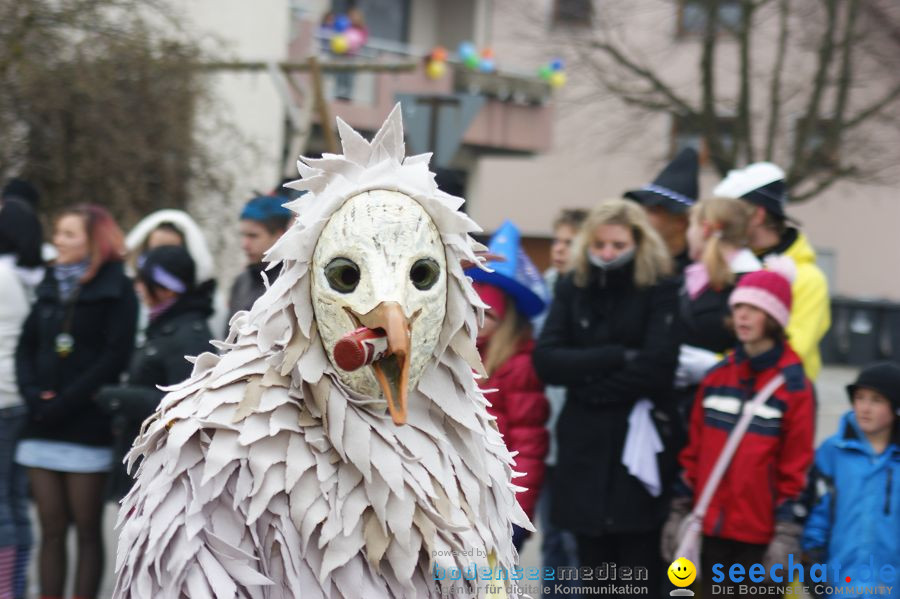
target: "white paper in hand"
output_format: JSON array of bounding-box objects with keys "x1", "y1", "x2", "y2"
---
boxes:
[{"x1": 621, "y1": 399, "x2": 664, "y2": 497}]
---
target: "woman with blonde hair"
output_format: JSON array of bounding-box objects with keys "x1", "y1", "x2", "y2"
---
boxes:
[
  {"x1": 675, "y1": 197, "x2": 761, "y2": 389},
  {"x1": 533, "y1": 198, "x2": 680, "y2": 598}
]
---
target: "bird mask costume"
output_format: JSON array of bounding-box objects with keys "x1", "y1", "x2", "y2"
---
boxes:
[{"x1": 113, "y1": 105, "x2": 531, "y2": 598}]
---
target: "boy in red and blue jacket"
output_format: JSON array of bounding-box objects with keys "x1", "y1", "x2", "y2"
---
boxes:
[{"x1": 662, "y1": 263, "x2": 816, "y2": 596}]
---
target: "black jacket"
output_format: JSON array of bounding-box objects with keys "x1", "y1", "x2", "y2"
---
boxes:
[
  {"x1": 678, "y1": 284, "x2": 738, "y2": 354},
  {"x1": 533, "y1": 263, "x2": 679, "y2": 535},
  {"x1": 96, "y1": 291, "x2": 213, "y2": 498},
  {"x1": 16, "y1": 261, "x2": 138, "y2": 447},
  {"x1": 226, "y1": 263, "x2": 266, "y2": 332}
]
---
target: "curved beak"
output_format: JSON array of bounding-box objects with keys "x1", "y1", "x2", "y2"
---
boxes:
[{"x1": 357, "y1": 302, "x2": 410, "y2": 425}]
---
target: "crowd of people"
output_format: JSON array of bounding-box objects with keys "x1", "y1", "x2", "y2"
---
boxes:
[
  {"x1": 0, "y1": 182, "x2": 293, "y2": 599},
  {"x1": 458, "y1": 151, "x2": 896, "y2": 599},
  {"x1": 0, "y1": 149, "x2": 896, "y2": 599}
]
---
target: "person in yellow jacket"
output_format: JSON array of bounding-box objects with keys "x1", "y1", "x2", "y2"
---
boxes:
[{"x1": 714, "y1": 162, "x2": 830, "y2": 380}]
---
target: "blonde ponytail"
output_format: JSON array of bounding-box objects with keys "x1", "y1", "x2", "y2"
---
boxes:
[{"x1": 690, "y1": 197, "x2": 756, "y2": 290}]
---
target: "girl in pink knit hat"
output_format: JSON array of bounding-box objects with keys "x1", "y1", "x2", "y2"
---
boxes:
[{"x1": 662, "y1": 260, "x2": 816, "y2": 597}]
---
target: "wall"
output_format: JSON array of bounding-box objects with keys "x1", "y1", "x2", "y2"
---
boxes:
[{"x1": 176, "y1": 0, "x2": 290, "y2": 291}]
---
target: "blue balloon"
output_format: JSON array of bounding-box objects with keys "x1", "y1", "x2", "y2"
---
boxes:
[
  {"x1": 333, "y1": 14, "x2": 351, "y2": 33},
  {"x1": 479, "y1": 58, "x2": 495, "y2": 73},
  {"x1": 550, "y1": 58, "x2": 565, "y2": 71},
  {"x1": 458, "y1": 41, "x2": 476, "y2": 59}
]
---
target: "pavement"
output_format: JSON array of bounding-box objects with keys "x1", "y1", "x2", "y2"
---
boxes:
[{"x1": 26, "y1": 365, "x2": 860, "y2": 597}]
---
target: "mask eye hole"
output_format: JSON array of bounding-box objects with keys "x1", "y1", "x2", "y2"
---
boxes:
[
  {"x1": 409, "y1": 258, "x2": 440, "y2": 291},
  {"x1": 325, "y1": 257, "x2": 360, "y2": 293}
]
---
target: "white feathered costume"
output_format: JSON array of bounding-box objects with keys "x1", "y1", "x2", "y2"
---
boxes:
[{"x1": 113, "y1": 105, "x2": 531, "y2": 598}]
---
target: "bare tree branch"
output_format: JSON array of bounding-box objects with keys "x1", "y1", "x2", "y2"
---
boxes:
[
  {"x1": 699, "y1": 0, "x2": 731, "y2": 174},
  {"x1": 822, "y1": 0, "x2": 860, "y2": 163},
  {"x1": 562, "y1": 0, "x2": 900, "y2": 201},
  {"x1": 792, "y1": 167, "x2": 857, "y2": 202},
  {"x1": 788, "y1": 0, "x2": 839, "y2": 186},
  {"x1": 765, "y1": 0, "x2": 791, "y2": 160},
  {"x1": 736, "y1": 0, "x2": 757, "y2": 164},
  {"x1": 589, "y1": 39, "x2": 694, "y2": 115},
  {"x1": 0, "y1": 0, "x2": 224, "y2": 226},
  {"x1": 844, "y1": 81, "x2": 900, "y2": 130},
  {"x1": 858, "y1": 1, "x2": 900, "y2": 49}
]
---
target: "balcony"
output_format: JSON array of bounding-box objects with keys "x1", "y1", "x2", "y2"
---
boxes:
[{"x1": 288, "y1": 21, "x2": 554, "y2": 160}]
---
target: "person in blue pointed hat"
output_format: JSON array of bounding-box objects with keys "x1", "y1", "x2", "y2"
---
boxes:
[
  {"x1": 465, "y1": 220, "x2": 549, "y2": 551},
  {"x1": 624, "y1": 148, "x2": 699, "y2": 275}
]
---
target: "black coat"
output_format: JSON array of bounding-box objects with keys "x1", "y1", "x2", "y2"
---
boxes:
[
  {"x1": 532, "y1": 263, "x2": 680, "y2": 535},
  {"x1": 96, "y1": 291, "x2": 214, "y2": 498},
  {"x1": 16, "y1": 261, "x2": 138, "y2": 447},
  {"x1": 677, "y1": 279, "x2": 752, "y2": 354}
]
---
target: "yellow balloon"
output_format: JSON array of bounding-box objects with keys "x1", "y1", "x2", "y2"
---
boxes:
[
  {"x1": 668, "y1": 557, "x2": 697, "y2": 588},
  {"x1": 425, "y1": 60, "x2": 447, "y2": 80},
  {"x1": 330, "y1": 34, "x2": 349, "y2": 55},
  {"x1": 549, "y1": 71, "x2": 567, "y2": 89}
]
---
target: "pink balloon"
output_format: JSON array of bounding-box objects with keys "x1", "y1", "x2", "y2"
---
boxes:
[{"x1": 345, "y1": 27, "x2": 366, "y2": 52}]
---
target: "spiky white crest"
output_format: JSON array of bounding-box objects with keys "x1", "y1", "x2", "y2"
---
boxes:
[{"x1": 114, "y1": 105, "x2": 528, "y2": 598}]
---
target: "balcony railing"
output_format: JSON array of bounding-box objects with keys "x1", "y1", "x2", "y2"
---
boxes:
[{"x1": 288, "y1": 23, "x2": 554, "y2": 154}]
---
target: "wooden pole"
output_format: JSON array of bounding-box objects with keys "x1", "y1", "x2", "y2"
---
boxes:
[{"x1": 307, "y1": 56, "x2": 338, "y2": 154}]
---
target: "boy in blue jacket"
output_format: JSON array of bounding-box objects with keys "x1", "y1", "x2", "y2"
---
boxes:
[{"x1": 803, "y1": 362, "x2": 900, "y2": 596}]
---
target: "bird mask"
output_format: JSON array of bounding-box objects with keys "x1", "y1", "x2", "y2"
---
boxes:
[
  {"x1": 310, "y1": 189, "x2": 448, "y2": 425},
  {"x1": 245, "y1": 103, "x2": 490, "y2": 429}
]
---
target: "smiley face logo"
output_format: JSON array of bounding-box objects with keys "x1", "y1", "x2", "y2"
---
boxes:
[{"x1": 668, "y1": 557, "x2": 696, "y2": 587}]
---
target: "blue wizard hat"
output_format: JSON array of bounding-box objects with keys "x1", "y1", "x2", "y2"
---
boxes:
[{"x1": 465, "y1": 220, "x2": 547, "y2": 318}]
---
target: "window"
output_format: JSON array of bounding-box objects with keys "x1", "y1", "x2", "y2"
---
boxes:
[
  {"x1": 678, "y1": 0, "x2": 744, "y2": 36},
  {"x1": 671, "y1": 115, "x2": 737, "y2": 166},
  {"x1": 553, "y1": 0, "x2": 594, "y2": 27},
  {"x1": 331, "y1": 0, "x2": 410, "y2": 43},
  {"x1": 796, "y1": 118, "x2": 840, "y2": 169}
]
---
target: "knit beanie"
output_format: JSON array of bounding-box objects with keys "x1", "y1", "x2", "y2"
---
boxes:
[
  {"x1": 728, "y1": 256, "x2": 794, "y2": 328},
  {"x1": 847, "y1": 362, "x2": 900, "y2": 416},
  {"x1": 1, "y1": 178, "x2": 40, "y2": 209},
  {"x1": 138, "y1": 245, "x2": 196, "y2": 295},
  {"x1": 0, "y1": 198, "x2": 43, "y2": 267},
  {"x1": 240, "y1": 195, "x2": 292, "y2": 223}
]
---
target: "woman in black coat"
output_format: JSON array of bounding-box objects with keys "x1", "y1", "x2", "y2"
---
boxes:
[
  {"x1": 96, "y1": 245, "x2": 214, "y2": 499},
  {"x1": 15, "y1": 204, "x2": 137, "y2": 599},
  {"x1": 533, "y1": 199, "x2": 679, "y2": 598}
]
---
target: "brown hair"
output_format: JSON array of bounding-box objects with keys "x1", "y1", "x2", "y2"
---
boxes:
[
  {"x1": 762, "y1": 209, "x2": 788, "y2": 235},
  {"x1": 553, "y1": 208, "x2": 588, "y2": 232},
  {"x1": 724, "y1": 312, "x2": 788, "y2": 343},
  {"x1": 57, "y1": 204, "x2": 125, "y2": 281},
  {"x1": 482, "y1": 295, "x2": 532, "y2": 377},
  {"x1": 691, "y1": 197, "x2": 756, "y2": 290},
  {"x1": 571, "y1": 199, "x2": 672, "y2": 288}
]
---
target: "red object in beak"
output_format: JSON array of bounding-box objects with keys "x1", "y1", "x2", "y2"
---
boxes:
[{"x1": 334, "y1": 327, "x2": 389, "y2": 371}]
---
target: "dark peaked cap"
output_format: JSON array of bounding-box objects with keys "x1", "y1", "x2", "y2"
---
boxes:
[{"x1": 624, "y1": 148, "x2": 699, "y2": 214}]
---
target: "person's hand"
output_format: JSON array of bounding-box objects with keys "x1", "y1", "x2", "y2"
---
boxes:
[
  {"x1": 674, "y1": 345, "x2": 720, "y2": 388},
  {"x1": 661, "y1": 496, "x2": 692, "y2": 562},
  {"x1": 763, "y1": 521, "x2": 803, "y2": 577},
  {"x1": 40, "y1": 391, "x2": 56, "y2": 401}
]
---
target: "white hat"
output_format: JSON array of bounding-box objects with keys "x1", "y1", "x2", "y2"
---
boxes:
[{"x1": 713, "y1": 162, "x2": 785, "y2": 199}]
